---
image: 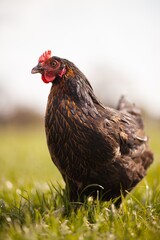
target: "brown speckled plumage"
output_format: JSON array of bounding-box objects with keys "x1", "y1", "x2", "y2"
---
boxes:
[{"x1": 32, "y1": 54, "x2": 153, "y2": 205}]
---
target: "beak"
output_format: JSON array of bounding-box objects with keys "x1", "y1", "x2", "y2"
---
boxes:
[{"x1": 31, "y1": 64, "x2": 43, "y2": 74}]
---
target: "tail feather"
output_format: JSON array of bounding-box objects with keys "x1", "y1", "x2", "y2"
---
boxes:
[{"x1": 117, "y1": 96, "x2": 143, "y2": 128}]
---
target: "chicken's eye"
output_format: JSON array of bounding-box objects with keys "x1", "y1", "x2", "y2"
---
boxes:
[{"x1": 51, "y1": 61, "x2": 58, "y2": 67}]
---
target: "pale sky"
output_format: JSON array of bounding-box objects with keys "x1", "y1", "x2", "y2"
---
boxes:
[{"x1": 0, "y1": 0, "x2": 160, "y2": 117}]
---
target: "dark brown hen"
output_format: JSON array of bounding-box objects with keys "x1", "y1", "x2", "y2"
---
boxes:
[{"x1": 31, "y1": 51, "x2": 153, "y2": 205}]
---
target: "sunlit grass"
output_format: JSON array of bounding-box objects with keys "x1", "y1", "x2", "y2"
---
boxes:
[{"x1": 0, "y1": 122, "x2": 160, "y2": 239}]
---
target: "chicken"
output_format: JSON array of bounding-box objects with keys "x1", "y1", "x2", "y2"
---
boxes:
[{"x1": 31, "y1": 50, "x2": 153, "y2": 206}]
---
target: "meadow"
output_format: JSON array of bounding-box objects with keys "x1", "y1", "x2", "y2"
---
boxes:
[{"x1": 0, "y1": 120, "x2": 160, "y2": 240}]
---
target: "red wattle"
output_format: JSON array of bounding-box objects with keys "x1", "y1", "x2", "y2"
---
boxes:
[
  {"x1": 41, "y1": 74, "x2": 56, "y2": 84},
  {"x1": 41, "y1": 75, "x2": 49, "y2": 84}
]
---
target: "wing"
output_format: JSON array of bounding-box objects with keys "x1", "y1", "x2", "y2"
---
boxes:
[{"x1": 99, "y1": 107, "x2": 147, "y2": 157}]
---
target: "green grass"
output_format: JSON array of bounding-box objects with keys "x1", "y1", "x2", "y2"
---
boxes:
[{"x1": 0, "y1": 123, "x2": 160, "y2": 240}]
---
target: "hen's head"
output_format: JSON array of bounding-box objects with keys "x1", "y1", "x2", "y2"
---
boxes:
[{"x1": 31, "y1": 50, "x2": 67, "y2": 84}]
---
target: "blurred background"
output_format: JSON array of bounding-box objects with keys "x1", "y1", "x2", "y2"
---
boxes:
[{"x1": 0, "y1": 0, "x2": 159, "y2": 185}]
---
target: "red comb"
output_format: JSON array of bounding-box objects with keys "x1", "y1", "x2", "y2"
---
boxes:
[{"x1": 38, "y1": 50, "x2": 52, "y2": 63}]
